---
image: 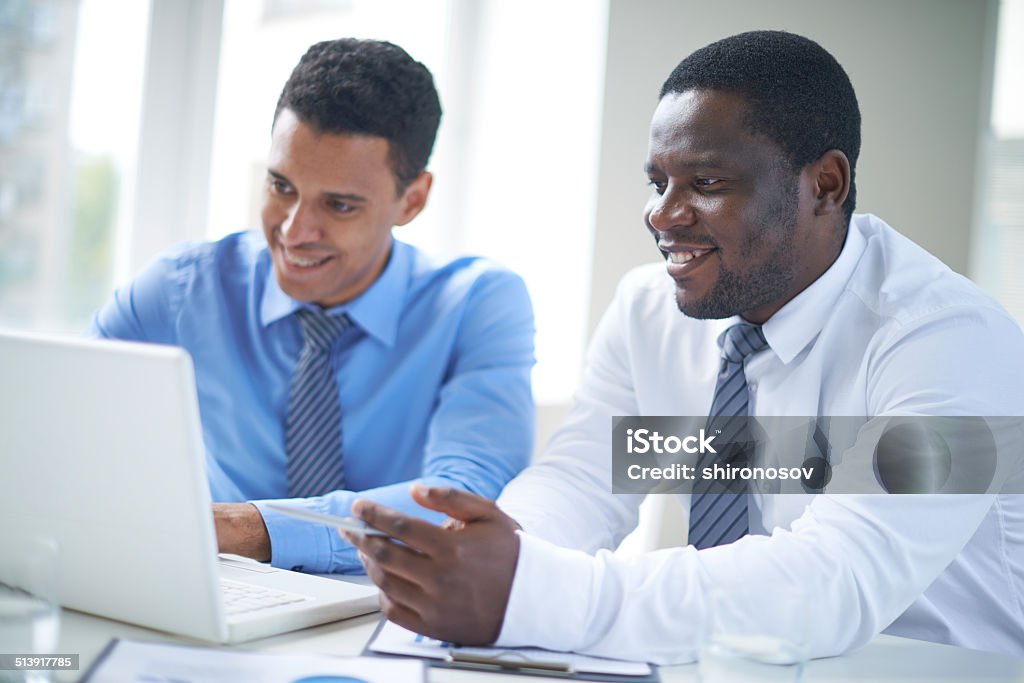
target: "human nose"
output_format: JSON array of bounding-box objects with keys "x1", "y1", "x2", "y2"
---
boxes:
[
  {"x1": 645, "y1": 187, "x2": 696, "y2": 234},
  {"x1": 279, "y1": 201, "x2": 321, "y2": 244}
]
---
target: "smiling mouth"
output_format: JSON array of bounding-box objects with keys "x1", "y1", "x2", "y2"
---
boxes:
[
  {"x1": 666, "y1": 248, "x2": 715, "y2": 264},
  {"x1": 282, "y1": 246, "x2": 333, "y2": 269}
]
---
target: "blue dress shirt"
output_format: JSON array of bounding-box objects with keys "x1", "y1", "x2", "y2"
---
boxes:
[{"x1": 90, "y1": 232, "x2": 535, "y2": 573}]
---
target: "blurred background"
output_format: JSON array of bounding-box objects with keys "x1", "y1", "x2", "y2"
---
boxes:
[{"x1": 0, "y1": 0, "x2": 1021, "y2": 428}]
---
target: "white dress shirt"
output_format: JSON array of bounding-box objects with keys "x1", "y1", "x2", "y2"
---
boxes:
[{"x1": 495, "y1": 214, "x2": 1024, "y2": 664}]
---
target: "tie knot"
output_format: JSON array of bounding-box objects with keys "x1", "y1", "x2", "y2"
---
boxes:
[
  {"x1": 296, "y1": 309, "x2": 350, "y2": 350},
  {"x1": 721, "y1": 323, "x2": 769, "y2": 365}
]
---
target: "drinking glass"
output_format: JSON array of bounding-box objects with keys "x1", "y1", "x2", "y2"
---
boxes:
[
  {"x1": 698, "y1": 584, "x2": 808, "y2": 683},
  {"x1": 0, "y1": 536, "x2": 60, "y2": 683}
]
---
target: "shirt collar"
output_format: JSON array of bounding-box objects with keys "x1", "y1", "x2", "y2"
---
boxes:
[
  {"x1": 760, "y1": 217, "x2": 867, "y2": 364},
  {"x1": 260, "y1": 238, "x2": 411, "y2": 348}
]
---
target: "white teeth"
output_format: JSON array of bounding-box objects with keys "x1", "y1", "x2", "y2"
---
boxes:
[
  {"x1": 283, "y1": 249, "x2": 330, "y2": 267},
  {"x1": 668, "y1": 249, "x2": 710, "y2": 264}
]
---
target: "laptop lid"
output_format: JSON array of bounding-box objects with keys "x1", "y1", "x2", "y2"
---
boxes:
[{"x1": 0, "y1": 331, "x2": 238, "y2": 642}]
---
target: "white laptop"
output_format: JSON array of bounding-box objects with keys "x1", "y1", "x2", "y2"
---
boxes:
[{"x1": 0, "y1": 330, "x2": 379, "y2": 643}]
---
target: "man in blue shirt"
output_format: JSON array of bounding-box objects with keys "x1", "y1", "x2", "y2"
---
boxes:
[{"x1": 89, "y1": 39, "x2": 535, "y2": 574}]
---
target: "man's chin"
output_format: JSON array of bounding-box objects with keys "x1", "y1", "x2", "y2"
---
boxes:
[
  {"x1": 675, "y1": 290, "x2": 734, "y2": 320},
  {"x1": 274, "y1": 272, "x2": 320, "y2": 305}
]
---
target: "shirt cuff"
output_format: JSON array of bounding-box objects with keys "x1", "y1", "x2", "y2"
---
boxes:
[
  {"x1": 252, "y1": 499, "x2": 336, "y2": 573},
  {"x1": 495, "y1": 531, "x2": 596, "y2": 651}
]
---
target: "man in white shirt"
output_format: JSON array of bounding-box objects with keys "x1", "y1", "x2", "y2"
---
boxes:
[{"x1": 343, "y1": 30, "x2": 1024, "y2": 663}]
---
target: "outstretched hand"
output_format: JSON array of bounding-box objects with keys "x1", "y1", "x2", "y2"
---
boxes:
[{"x1": 345, "y1": 484, "x2": 520, "y2": 645}]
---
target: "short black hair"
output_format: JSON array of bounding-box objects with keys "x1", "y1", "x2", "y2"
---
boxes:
[
  {"x1": 274, "y1": 38, "x2": 442, "y2": 192},
  {"x1": 660, "y1": 31, "x2": 860, "y2": 222}
]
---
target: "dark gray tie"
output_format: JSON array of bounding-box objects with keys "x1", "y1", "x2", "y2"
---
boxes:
[
  {"x1": 688, "y1": 323, "x2": 769, "y2": 549},
  {"x1": 285, "y1": 309, "x2": 350, "y2": 498}
]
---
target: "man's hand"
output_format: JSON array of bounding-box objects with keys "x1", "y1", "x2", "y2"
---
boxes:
[
  {"x1": 213, "y1": 502, "x2": 271, "y2": 562},
  {"x1": 346, "y1": 485, "x2": 520, "y2": 645}
]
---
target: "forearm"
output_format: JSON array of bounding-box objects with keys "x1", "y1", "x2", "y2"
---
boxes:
[
  {"x1": 254, "y1": 473, "x2": 478, "y2": 573},
  {"x1": 499, "y1": 457, "x2": 643, "y2": 552},
  {"x1": 498, "y1": 398, "x2": 644, "y2": 553},
  {"x1": 213, "y1": 502, "x2": 271, "y2": 561},
  {"x1": 498, "y1": 494, "x2": 994, "y2": 664}
]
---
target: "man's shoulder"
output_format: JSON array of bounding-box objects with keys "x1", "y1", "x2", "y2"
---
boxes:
[
  {"x1": 844, "y1": 215, "x2": 1024, "y2": 415},
  {"x1": 153, "y1": 231, "x2": 266, "y2": 279},
  {"x1": 619, "y1": 261, "x2": 673, "y2": 294},
  {"x1": 392, "y1": 243, "x2": 533, "y2": 347},
  {"x1": 847, "y1": 214, "x2": 1012, "y2": 329},
  {"x1": 611, "y1": 261, "x2": 681, "y2": 322},
  {"x1": 403, "y1": 242, "x2": 526, "y2": 299},
  {"x1": 589, "y1": 261, "x2": 722, "y2": 353},
  {"x1": 140, "y1": 232, "x2": 268, "y2": 318}
]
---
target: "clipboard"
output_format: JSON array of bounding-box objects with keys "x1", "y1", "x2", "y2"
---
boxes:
[
  {"x1": 81, "y1": 637, "x2": 425, "y2": 682},
  {"x1": 362, "y1": 618, "x2": 660, "y2": 682}
]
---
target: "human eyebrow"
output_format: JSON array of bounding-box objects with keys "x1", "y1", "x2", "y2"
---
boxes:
[
  {"x1": 265, "y1": 170, "x2": 368, "y2": 204},
  {"x1": 323, "y1": 191, "x2": 368, "y2": 204},
  {"x1": 677, "y1": 154, "x2": 736, "y2": 172},
  {"x1": 647, "y1": 153, "x2": 737, "y2": 176}
]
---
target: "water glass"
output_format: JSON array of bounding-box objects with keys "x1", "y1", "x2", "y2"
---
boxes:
[
  {"x1": 698, "y1": 584, "x2": 808, "y2": 683},
  {"x1": 0, "y1": 537, "x2": 60, "y2": 683}
]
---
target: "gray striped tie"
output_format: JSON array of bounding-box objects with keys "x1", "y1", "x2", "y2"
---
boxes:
[
  {"x1": 285, "y1": 309, "x2": 350, "y2": 498},
  {"x1": 688, "y1": 323, "x2": 769, "y2": 550}
]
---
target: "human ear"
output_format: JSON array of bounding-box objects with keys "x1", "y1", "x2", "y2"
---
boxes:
[
  {"x1": 395, "y1": 171, "x2": 433, "y2": 226},
  {"x1": 810, "y1": 150, "x2": 851, "y2": 217}
]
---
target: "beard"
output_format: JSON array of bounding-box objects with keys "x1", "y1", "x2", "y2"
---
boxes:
[
  {"x1": 676, "y1": 239, "x2": 795, "y2": 319},
  {"x1": 676, "y1": 175, "x2": 800, "y2": 320}
]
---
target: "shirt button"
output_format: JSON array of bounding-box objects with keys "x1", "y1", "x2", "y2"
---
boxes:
[{"x1": 748, "y1": 383, "x2": 758, "y2": 392}]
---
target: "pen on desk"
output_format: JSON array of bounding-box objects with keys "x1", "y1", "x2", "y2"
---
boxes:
[
  {"x1": 446, "y1": 650, "x2": 575, "y2": 677},
  {"x1": 262, "y1": 503, "x2": 392, "y2": 538}
]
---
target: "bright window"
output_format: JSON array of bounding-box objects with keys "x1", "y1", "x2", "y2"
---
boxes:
[
  {"x1": 0, "y1": 0, "x2": 148, "y2": 332},
  {"x1": 972, "y1": 0, "x2": 1024, "y2": 322}
]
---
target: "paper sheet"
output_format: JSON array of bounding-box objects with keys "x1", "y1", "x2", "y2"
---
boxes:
[
  {"x1": 369, "y1": 620, "x2": 652, "y2": 676},
  {"x1": 84, "y1": 639, "x2": 422, "y2": 683}
]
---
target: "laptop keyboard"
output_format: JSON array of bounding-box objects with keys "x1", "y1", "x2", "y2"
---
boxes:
[{"x1": 220, "y1": 578, "x2": 312, "y2": 615}]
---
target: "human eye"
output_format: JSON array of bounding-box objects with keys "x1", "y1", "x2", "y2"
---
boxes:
[
  {"x1": 694, "y1": 177, "x2": 723, "y2": 190},
  {"x1": 328, "y1": 199, "x2": 356, "y2": 215},
  {"x1": 647, "y1": 178, "x2": 667, "y2": 195},
  {"x1": 267, "y1": 176, "x2": 293, "y2": 195}
]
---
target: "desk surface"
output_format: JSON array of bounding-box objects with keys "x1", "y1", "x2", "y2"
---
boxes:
[{"x1": 56, "y1": 606, "x2": 1024, "y2": 683}]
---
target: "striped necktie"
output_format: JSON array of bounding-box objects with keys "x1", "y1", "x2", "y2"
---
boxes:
[
  {"x1": 688, "y1": 323, "x2": 769, "y2": 550},
  {"x1": 285, "y1": 308, "x2": 350, "y2": 498}
]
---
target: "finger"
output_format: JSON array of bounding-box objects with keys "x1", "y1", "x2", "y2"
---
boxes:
[
  {"x1": 343, "y1": 532, "x2": 434, "y2": 584},
  {"x1": 361, "y1": 556, "x2": 429, "y2": 610},
  {"x1": 409, "y1": 484, "x2": 497, "y2": 523},
  {"x1": 350, "y1": 499, "x2": 448, "y2": 549},
  {"x1": 378, "y1": 592, "x2": 428, "y2": 635}
]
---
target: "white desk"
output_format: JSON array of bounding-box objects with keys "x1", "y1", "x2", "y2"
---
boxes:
[{"x1": 56, "y1": 606, "x2": 1024, "y2": 682}]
